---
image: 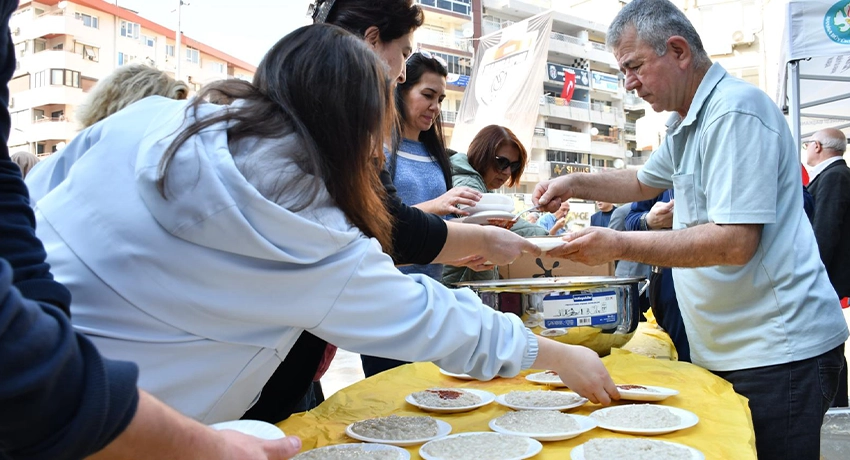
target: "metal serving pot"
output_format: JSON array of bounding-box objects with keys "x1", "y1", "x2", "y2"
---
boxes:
[{"x1": 455, "y1": 276, "x2": 645, "y2": 355}]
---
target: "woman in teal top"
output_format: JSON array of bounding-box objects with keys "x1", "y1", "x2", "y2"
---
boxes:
[{"x1": 442, "y1": 125, "x2": 547, "y2": 286}]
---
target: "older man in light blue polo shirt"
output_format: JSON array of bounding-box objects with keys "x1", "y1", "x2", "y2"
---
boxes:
[{"x1": 531, "y1": 1, "x2": 848, "y2": 458}]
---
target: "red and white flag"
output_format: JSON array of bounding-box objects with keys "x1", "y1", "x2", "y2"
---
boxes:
[{"x1": 561, "y1": 69, "x2": 576, "y2": 102}]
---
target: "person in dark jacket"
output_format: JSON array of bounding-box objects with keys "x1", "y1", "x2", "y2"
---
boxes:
[
  {"x1": 590, "y1": 201, "x2": 616, "y2": 228},
  {"x1": 625, "y1": 190, "x2": 691, "y2": 362},
  {"x1": 805, "y1": 127, "x2": 850, "y2": 407}
]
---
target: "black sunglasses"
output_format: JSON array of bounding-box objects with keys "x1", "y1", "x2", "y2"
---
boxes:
[
  {"x1": 495, "y1": 155, "x2": 522, "y2": 173},
  {"x1": 410, "y1": 50, "x2": 448, "y2": 72},
  {"x1": 307, "y1": 0, "x2": 337, "y2": 23}
]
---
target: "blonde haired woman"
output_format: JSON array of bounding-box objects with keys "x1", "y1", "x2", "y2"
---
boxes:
[
  {"x1": 76, "y1": 63, "x2": 188, "y2": 129},
  {"x1": 10, "y1": 151, "x2": 38, "y2": 178}
]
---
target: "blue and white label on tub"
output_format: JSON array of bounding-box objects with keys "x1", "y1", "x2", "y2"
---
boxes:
[{"x1": 541, "y1": 290, "x2": 619, "y2": 328}]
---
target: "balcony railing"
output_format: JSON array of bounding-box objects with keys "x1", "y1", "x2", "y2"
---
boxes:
[
  {"x1": 441, "y1": 110, "x2": 457, "y2": 123},
  {"x1": 592, "y1": 134, "x2": 620, "y2": 144},
  {"x1": 589, "y1": 42, "x2": 608, "y2": 51},
  {"x1": 419, "y1": 32, "x2": 468, "y2": 51},
  {"x1": 550, "y1": 31, "x2": 583, "y2": 46},
  {"x1": 591, "y1": 102, "x2": 612, "y2": 113},
  {"x1": 623, "y1": 93, "x2": 643, "y2": 106},
  {"x1": 33, "y1": 115, "x2": 69, "y2": 123},
  {"x1": 540, "y1": 95, "x2": 589, "y2": 111},
  {"x1": 624, "y1": 122, "x2": 636, "y2": 134}
]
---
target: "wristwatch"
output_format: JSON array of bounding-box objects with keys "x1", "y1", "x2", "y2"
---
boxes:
[{"x1": 639, "y1": 213, "x2": 650, "y2": 231}]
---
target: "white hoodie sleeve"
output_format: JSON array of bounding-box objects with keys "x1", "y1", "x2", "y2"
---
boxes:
[{"x1": 309, "y1": 238, "x2": 539, "y2": 380}]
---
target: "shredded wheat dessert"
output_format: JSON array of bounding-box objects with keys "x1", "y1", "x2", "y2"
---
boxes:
[
  {"x1": 528, "y1": 371, "x2": 561, "y2": 383},
  {"x1": 421, "y1": 433, "x2": 529, "y2": 460},
  {"x1": 493, "y1": 410, "x2": 580, "y2": 434},
  {"x1": 617, "y1": 384, "x2": 658, "y2": 392},
  {"x1": 350, "y1": 415, "x2": 438, "y2": 440},
  {"x1": 592, "y1": 404, "x2": 681, "y2": 429},
  {"x1": 292, "y1": 445, "x2": 403, "y2": 460},
  {"x1": 411, "y1": 388, "x2": 481, "y2": 408},
  {"x1": 504, "y1": 390, "x2": 582, "y2": 407},
  {"x1": 582, "y1": 438, "x2": 694, "y2": 459}
]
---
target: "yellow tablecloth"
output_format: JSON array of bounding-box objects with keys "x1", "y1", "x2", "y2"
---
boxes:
[{"x1": 278, "y1": 350, "x2": 756, "y2": 459}]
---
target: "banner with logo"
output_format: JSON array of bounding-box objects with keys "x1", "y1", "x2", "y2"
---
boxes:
[
  {"x1": 775, "y1": 0, "x2": 850, "y2": 144},
  {"x1": 449, "y1": 11, "x2": 555, "y2": 154},
  {"x1": 546, "y1": 62, "x2": 590, "y2": 87},
  {"x1": 591, "y1": 71, "x2": 619, "y2": 93}
]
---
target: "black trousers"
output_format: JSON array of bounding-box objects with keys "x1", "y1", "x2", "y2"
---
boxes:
[{"x1": 241, "y1": 332, "x2": 327, "y2": 423}]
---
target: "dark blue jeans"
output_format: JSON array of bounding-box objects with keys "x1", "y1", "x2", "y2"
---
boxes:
[{"x1": 713, "y1": 344, "x2": 844, "y2": 460}]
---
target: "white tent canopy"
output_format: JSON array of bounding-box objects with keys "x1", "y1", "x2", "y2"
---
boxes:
[{"x1": 777, "y1": 0, "x2": 850, "y2": 145}]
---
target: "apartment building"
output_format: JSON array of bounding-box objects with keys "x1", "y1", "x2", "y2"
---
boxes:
[
  {"x1": 8, "y1": 0, "x2": 256, "y2": 156},
  {"x1": 413, "y1": 0, "x2": 475, "y2": 144},
  {"x1": 476, "y1": 0, "x2": 644, "y2": 193}
]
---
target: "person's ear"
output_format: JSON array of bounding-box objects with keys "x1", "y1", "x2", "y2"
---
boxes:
[
  {"x1": 667, "y1": 36, "x2": 691, "y2": 70},
  {"x1": 363, "y1": 26, "x2": 381, "y2": 50}
]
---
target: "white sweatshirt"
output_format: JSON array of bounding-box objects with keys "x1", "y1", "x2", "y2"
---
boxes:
[{"x1": 26, "y1": 97, "x2": 538, "y2": 423}]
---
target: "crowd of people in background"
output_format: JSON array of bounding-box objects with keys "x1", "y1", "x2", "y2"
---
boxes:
[{"x1": 2, "y1": 0, "x2": 848, "y2": 459}]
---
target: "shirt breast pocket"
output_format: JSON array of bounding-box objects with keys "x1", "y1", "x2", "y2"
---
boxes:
[{"x1": 672, "y1": 172, "x2": 699, "y2": 228}]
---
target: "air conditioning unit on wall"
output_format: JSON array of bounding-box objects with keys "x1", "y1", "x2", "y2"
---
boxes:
[{"x1": 731, "y1": 30, "x2": 756, "y2": 47}]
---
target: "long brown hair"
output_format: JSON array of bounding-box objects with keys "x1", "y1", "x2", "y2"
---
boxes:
[
  {"x1": 156, "y1": 24, "x2": 395, "y2": 250},
  {"x1": 466, "y1": 125, "x2": 527, "y2": 188}
]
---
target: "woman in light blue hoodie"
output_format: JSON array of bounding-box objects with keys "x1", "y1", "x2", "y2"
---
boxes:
[{"x1": 26, "y1": 24, "x2": 618, "y2": 424}]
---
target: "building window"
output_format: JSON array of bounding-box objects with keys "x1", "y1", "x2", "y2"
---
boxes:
[
  {"x1": 10, "y1": 110, "x2": 27, "y2": 128},
  {"x1": 49, "y1": 69, "x2": 81, "y2": 88},
  {"x1": 74, "y1": 12, "x2": 99, "y2": 29},
  {"x1": 120, "y1": 21, "x2": 140, "y2": 39},
  {"x1": 185, "y1": 47, "x2": 200, "y2": 64},
  {"x1": 14, "y1": 41, "x2": 27, "y2": 58},
  {"x1": 482, "y1": 14, "x2": 514, "y2": 35},
  {"x1": 74, "y1": 42, "x2": 99, "y2": 62},
  {"x1": 142, "y1": 35, "x2": 155, "y2": 47},
  {"x1": 117, "y1": 52, "x2": 136, "y2": 66},
  {"x1": 208, "y1": 62, "x2": 225, "y2": 74},
  {"x1": 33, "y1": 109, "x2": 45, "y2": 122},
  {"x1": 166, "y1": 44, "x2": 175, "y2": 57},
  {"x1": 430, "y1": 51, "x2": 471, "y2": 76},
  {"x1": 31, "y1": 70, "x2": 45, "y2": 88},
  {"x1": 416, "y1": 0, "x2": 470, "y2": 16},
  {"x1": 591, "y1": 159, "x2": 606, "y2": 168},
  {"x1": 547, "y1": 150, "x2": 581, "y2": 163}
]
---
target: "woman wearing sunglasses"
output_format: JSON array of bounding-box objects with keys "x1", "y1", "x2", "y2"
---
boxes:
[{"x1": 442, "y1": 125, "x2": 549, "y2": 285}]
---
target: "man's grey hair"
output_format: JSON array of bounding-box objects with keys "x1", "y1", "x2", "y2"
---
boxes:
[
  {"x1": 814, "y1": 128, "x2": 848, "y2": 154},
  {"x1": 607, "y1": 0, "x2": 712, "y2": 70}
]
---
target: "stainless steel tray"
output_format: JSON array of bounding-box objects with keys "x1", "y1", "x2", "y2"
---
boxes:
[{"x1": 455, "y1": 276, "x2": 646, "y2": 293}]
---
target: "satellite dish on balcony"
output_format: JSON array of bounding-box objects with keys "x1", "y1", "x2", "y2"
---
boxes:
[
  {"x1": 625, "y1": 150, "x2": 634, "y2": 158},
  {"x1": 613, "y1": 159, "x2": 625, "y2": 169},
  {"x1": 462, "y1": 23, "x2": 474, "y2": 38},
  {"x1": 590, "y1": 127, "x2": 599, "y2": 136}
]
